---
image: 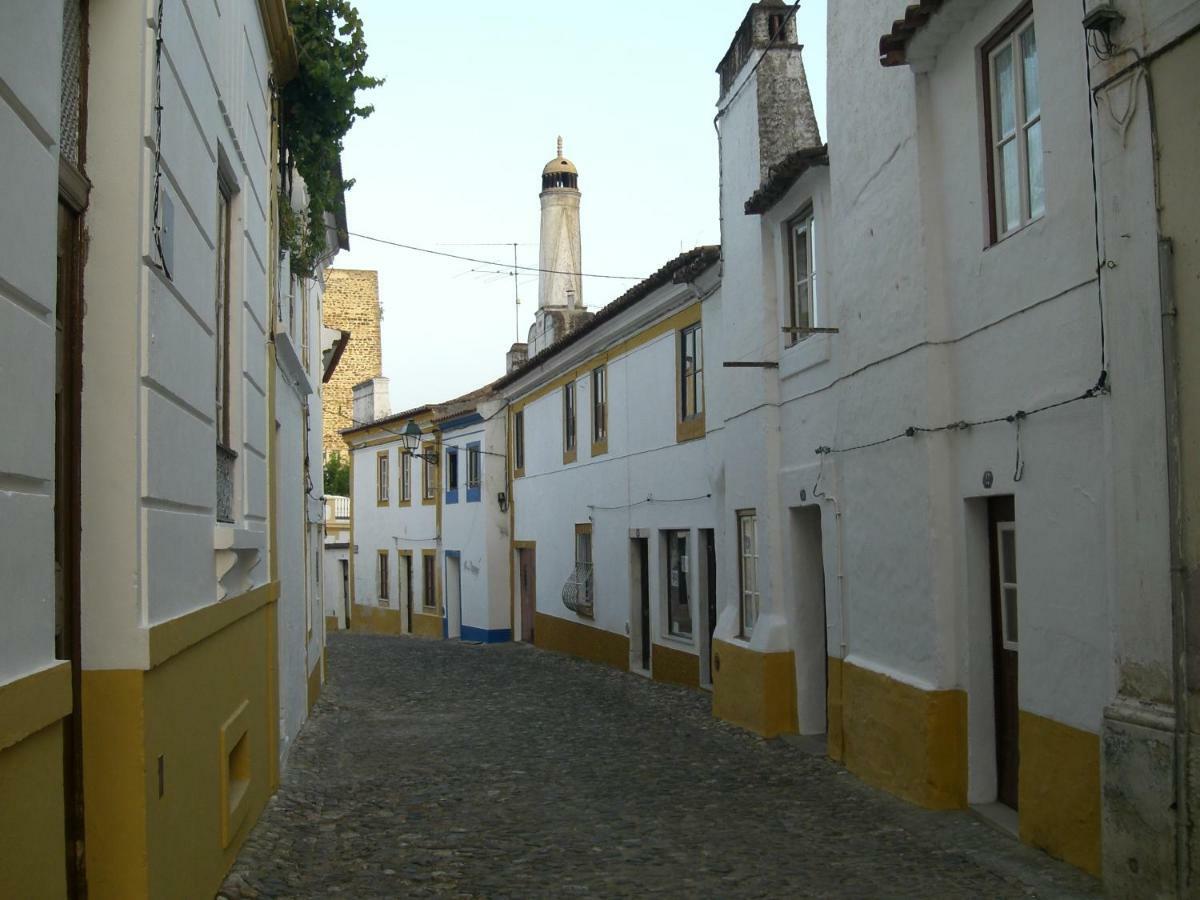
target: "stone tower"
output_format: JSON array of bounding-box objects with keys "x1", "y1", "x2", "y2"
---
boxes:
[
  {"x1": 322, "y1": 268, "x2": 383, "y2": 459},
  {"x1": 528, "y1": 137, "x2": 591, "y2": 355}
]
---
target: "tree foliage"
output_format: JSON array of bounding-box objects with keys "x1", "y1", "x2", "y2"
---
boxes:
[
  {"x1": 324, "y1": 452, "x2": 351, "y2": 496},
  {"x1": 281, "y1": 0, "x2": 382, "y2": 276}
]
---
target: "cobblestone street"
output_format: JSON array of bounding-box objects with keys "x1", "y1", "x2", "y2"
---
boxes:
[{"x1": 220, "y1": 634, "x2": 1100, "y2": 898}]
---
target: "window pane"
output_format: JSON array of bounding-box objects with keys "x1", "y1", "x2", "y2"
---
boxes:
[
  {"x1": 1003, "y1": 586, "x2": 1019, "y2": 645},
  {"x1": 995, "y1": 44, "x2": 1015, "y2": 136},
  {"x1": 1000, "y1": 527, "x2": 1017, "y2": 583},
  {"x1": 1026, "y1": 121, "x2": 1044, "y2": 219},
  {"x1": 1021, "y1": 25, "x2": 1039, "y2": 120},
  {"x1": 1000, "y1": 139, "x2": 1020, "y2": 233}
]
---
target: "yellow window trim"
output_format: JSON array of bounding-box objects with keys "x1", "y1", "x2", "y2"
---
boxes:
[
  {"x1": 377, "y1": 549, "x2": 390, "y2": 602},
  {"x1": 675, "y1": 321, "x2": 706, "y2": 444},
  {"x1": 375, "y1": 450, "x2": 389, "y2": 507}
]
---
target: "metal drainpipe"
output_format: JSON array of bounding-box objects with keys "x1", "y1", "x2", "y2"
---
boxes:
[{"x1": 1158, "y1": 236, "x2": 1190, "y2": 896}]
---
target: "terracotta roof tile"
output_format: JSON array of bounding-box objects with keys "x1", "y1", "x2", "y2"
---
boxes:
[
  {"x1": 879, "y1": 0, "x2": 946, "y2": 67},
  {"x1": 744, "y1": 145, "x2": 830, "y2": 215}
]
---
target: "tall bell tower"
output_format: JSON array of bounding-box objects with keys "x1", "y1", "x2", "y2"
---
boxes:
[{"x1": 528, "y1": 137, "x2": 590, "y2": 355}]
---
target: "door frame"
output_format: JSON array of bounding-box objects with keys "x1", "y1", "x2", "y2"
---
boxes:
[
  {"x1": 699, "y1": 528, "x2": 717, "y2": 689},
  {"x1": 515, "y1": 541, "x2": 536, "y2": 643},
  {"x1": 444, "y1": 550, "x2": 462, "y2": 639}
]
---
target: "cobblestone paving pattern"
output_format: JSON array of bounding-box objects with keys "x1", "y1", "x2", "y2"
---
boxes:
[{"x1": 220, "y1": 633, "x2": 1101, "y2": 899}]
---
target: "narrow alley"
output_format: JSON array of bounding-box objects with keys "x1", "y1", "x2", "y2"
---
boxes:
[{"x1": 219, "y1": 635, "x2": 1099, "y2": 898}]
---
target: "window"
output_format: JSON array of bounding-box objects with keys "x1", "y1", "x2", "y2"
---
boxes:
[
  {"x1": 563, "y1": 381, "x2": 577, "y2": 461},
  {"x1": 215, "y1": 182, "x2": 233, "y2": 447},
  {"x1": 422, "y1": 552, "x2": 437, "y2": 609},
  {"x1": 562, "y1": 524, "x2": 593, "y2": 615},
  {"x1": 445, "y1": 446, "x2": 459, "y2": 504},
  {"x1": 678, "y1": 322, "x2": 705, "y2": 441},
  {"x1": 466, "y1": 443, "x2": 481, "y2": 502},
  {"x1": 377, "y1": 550, "x2": 390, "y2": 603},
  {"x1": 400, "y1": 452, "x2": 411, "y2": 503},
  {"x1": 785, "y1": 208, "x2": 816, "y2": 343},
  {"x1": 376, "y1": 451, "x2": 389, "y2": 505},
  {"x1": 666, "y1": 530, "x2": 692, "y2": 638},
  {"x1": 422, "y1": 443, "x2": 437, "y2": 502},
  {"x1": 984, "y1": 9, "x2": 1042, "y2": 241},
  {"x1": 738, "y1": 512, "x2": 759, "y2": 636},
  {"x1": 996, "y1": 522, "x2": 1018, "y2": 649},
  {"x1": 513, "y1": 409, "x2": 525, "y2": 474},
  {"x1": 591, "y1": 365, "x2": 607, "y2": 447}
]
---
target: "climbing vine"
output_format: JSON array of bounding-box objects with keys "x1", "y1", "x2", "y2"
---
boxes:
[{"x1": 280, "y1": 0, "x2": 382, "y2": 276}]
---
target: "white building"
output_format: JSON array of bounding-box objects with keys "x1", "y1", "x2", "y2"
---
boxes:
[
  {"x1": 0, "y1": 1, "x2": 349, "y2": 896},
  {"x1": 500, "y1": 246, "x2": 722, "y2": 684}
]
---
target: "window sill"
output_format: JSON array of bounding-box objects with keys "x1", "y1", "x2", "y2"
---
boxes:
[
  {"x1": 676, "y1": 414, "x2": 705, "y2": 443},
  {"x1": 466, "y1": 487, "x2": 481, "y2": 503},
  {"x1": 780, "y1": 333, "x2": 831, "y2": 380},
  {"x1": 445, "y1": 490, "x2": 459, "y2": 505},
  {"x1": 562, "y1": 448, "x2": 578, "y2": 466},
  {"x1": 986, "y1": 212, "x2": 1044, "y2": 250},
  {"x1": 660, "y1": 633, "x2": 695, "y2": 649}
]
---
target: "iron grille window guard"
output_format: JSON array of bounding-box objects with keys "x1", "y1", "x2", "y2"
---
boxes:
[
  {"x1": 562, "y1": 562, "x2": 594, "y2": 617},
  {"x1": 216, "y1": 443, "x2": 237, "y2": 523}
]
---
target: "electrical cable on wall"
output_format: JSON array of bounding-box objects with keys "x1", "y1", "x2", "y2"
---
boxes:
[{"x1": 151, "y1": 0, "x2": 171, "y2": 280}]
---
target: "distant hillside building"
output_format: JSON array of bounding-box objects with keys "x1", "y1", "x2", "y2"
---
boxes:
[{"x1": 322, "y1": 268, "x2": 383, "y2": 458}]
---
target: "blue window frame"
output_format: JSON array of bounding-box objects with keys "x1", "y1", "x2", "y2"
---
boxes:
[
  {"x1": 466, "y1": 442, "x2": 482, "y2": 502},
  {"x1": 445, "y1": 446, "x2": 459, "y2": 504}
]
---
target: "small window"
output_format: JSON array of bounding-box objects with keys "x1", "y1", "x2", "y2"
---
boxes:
[
  {"x1": 984, "y1": 9, "x2": 1042, "y2": 241},
  {"x1": 422, "y1": 444, "x2": 437, "y2": 501},
  {"x1": 666, "y1": 530, "x2": 692, "y2": 638},
  {"x1": 215, "y1": 183, "x2": 233, "y2": 447},
  {"x1": 591, "y1": 366, "x2": 607, "y2": 446},
  {"x1": 680, "y1": 323, "x2": 704, "y2": 422},
  {"x1": 996, "y1": 522, "x2": 1018, "y2": 649},
  {"x1": 563, "y1": 381, "x2": 577, "y2": 456},
  {"x1": 376, "y1": 451, "x2": 389, "y2": 505},
  {"x1": 738, "y1": 512, "x2": 759, "y2": 637},
  {"x1": 422, "y1": 552, "x2": 436, "y2": 609},
  {"x1": 400, "y1": 452, "x2": 411, "y2": 502},
  {"x1": 576, "y1": 528, "x2": 593, "y2": 606},
  {"x1": 466, "y1": 444, "x2": 481, "y2": 502},
  {"x1": 785, "y1": 208, "x2": 816, "y2": 344},
  {"x1": 377, "y1": 550, "x2": 390, "y2": 602},
  {"x1": 445, "y1": 446, "x2": 459, "y2": 503},
  {"x1": 513, "y1": 410, "x2": 525, "y2": 473}
]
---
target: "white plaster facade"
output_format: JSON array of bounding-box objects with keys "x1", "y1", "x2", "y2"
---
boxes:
[
  {"x1": 0, "y1": 0, "x2": 70, "y2": 692},
  {"x1": 501, "y1": 253, "x2": 722, "y2": 680}
]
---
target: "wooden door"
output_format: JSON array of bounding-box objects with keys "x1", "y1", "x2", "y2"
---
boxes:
[
  {"x1": 519, "y1": 548, "x2": 536, "y2": 643},
  {"x1": 988, "y1": 496, "x2": 1019, "y2": 809},
  {"x1": 705, "y1": 530, "x2": 717, "y2": 672},
  {"x1": 404, "y1": 556, "x2": 413, "y2": 632},
  {"x1": 638, "y1": 539, "x2": 651, "y2": 671}
]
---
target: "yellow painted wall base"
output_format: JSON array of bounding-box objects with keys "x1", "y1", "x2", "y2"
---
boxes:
[
  {"x1": 652, "y1": 642, "x2": 700, "y2": 689},
  {"x1": 349, "y1": 602, "x2": 406, "y2": 636},
  {"x1": 535, "y1": 612, "x2": 629, "y2": 671},
  {"x1": 0, "y1": 722, "x2": 67, "y2": 898},
  {"x1": 827, "y1": 657, "x2": 845, "y2": 761},
  {"x1": 1019, "y1": 710, "x2": 1101, "y2": 876},
  {"x1": 83, "y1": 589, "x2": 275, "y2": 900},
  {"x1": 836, "y1": 660, "x2": 967, "y2": 810},
  {"x1": 711, "y1": 640, "x2": 797, "y2": 738},
  {"x1": 411, "y1": 610, "x2": 443, "y2": 639},
  {"x1": 324, "y1": 615, "x2": 340, "y2": 633}
]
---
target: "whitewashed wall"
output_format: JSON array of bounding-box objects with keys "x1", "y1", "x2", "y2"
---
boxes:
[
  {"x1": 81, "y1": 0, "x2": 273, "y2": 668},
  {"x1": 0, "y1": 1, "x2": 65, "y2": 686},
  {"x1": 508, "y1": 274, "x2": 719, "y2": 671},
  {"x1": 440, "y1": 405, "x2": 510, "y2": 640}
]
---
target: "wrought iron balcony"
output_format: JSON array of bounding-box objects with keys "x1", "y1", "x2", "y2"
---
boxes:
[{"x1": 562, "y1": 562, "x2": 593, "y2": 617}]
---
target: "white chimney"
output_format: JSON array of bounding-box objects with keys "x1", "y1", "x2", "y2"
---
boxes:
[
  {"x1": 352, "y1": 376, "x2": 390, "y2": 426},
  {"x1": 506, "y1": 342, "x2": 528, "y2": 373}
]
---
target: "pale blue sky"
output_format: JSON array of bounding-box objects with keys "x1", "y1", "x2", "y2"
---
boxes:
[{"x1": 334, "y1": 1, "x2": 827, "y2": 413}]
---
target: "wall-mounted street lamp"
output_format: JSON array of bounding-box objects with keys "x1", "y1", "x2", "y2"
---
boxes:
[{"x1": 399, "y1": 419, "x2": 439, "y2": 464}]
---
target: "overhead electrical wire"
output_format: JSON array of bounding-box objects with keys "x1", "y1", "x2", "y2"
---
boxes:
[{"x1": 346, "y1": 231, "x2": 646, "y2": 281}]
